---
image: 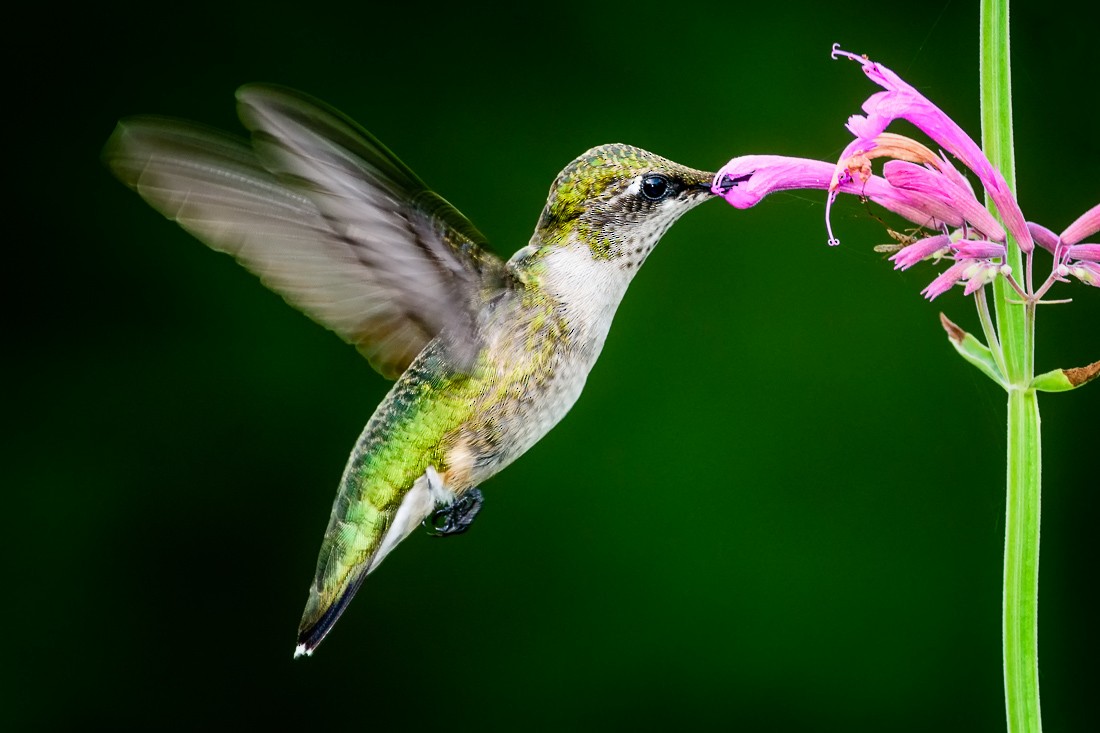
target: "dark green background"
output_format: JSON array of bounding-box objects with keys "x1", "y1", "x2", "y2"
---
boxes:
[{"x1": 9, "y1": 1, "x2": 1097, "y2": 730}]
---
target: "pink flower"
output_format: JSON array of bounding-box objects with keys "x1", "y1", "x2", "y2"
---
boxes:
[
  {"x1": 1056, "y1": 205, "x2": 1100, "y2": 287},
  {"x1": 713, "y1": 155, "x2": 966, "y2": 231},
  {"x1": 1025, "y1": 206, "x2": 1100, "y2": 288},
  {"x1": 1061, "y1": 204, "x2": 1100, "y2": 246},
  {"x1": 828, "y1": 46, "x2": 1032, "y2": 253},
  {"x1": 888, "y1": 234, "x2": 952, "y2": 270},
  {"x1": 711, "y1": 46, "x2": 1100, "y2": 300}
]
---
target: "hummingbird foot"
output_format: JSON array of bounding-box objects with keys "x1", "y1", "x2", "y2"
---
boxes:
[{"x1": 423, "y1": 487, "x2": 483, "y2": 537}]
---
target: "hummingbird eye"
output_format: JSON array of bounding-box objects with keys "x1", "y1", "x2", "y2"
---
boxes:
[{"x1": 640, "y1": 175, "x2": 671, "y2": 202}]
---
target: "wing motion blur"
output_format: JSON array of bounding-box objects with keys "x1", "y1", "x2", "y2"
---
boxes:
[{"x1": 104, "y1": 84, "x2": 509, "y2": 378}]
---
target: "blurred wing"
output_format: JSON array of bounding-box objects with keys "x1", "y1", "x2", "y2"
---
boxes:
[{"x1": 105, "y1": 91, "x2": 507, "y2": 378}]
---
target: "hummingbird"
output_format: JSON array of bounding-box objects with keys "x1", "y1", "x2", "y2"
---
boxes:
[{"x1": 103, "y1": 84, "x2": 718, "y2": 656}]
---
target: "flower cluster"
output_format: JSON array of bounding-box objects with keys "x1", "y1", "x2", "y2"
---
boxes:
[{"x1": 712, "y1": 45, "x2": 1099, "y2": 301}]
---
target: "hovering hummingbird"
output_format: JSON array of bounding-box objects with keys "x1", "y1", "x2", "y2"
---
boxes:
[{"x1": 104, "y1": 84, "x2": 718, "y2": 656}]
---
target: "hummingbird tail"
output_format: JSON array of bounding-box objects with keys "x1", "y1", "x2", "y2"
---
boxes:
[
  {"x1": 293, "y1": 471, "x2": 447, "y2": 657},
  {"x1": 293, "y1": 568, "x2": 369, "y2": 658}
]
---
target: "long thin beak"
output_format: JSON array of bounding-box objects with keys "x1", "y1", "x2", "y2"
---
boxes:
[
  {"x1": 696, "y1": 177, "x2": 718, "y2": 195},
  {"x1": 692, "y1": 174, "x2": 719, "y2": 199},
  {"x1": 713, "y1": 170, "x2": 753, "y2": 196}
]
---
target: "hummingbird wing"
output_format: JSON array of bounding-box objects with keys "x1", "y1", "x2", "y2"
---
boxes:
[{"x1": 104, "y1": 86, "x2": 508, "y2": 378}]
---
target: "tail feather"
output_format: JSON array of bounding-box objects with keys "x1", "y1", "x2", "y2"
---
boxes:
[
  {"x1": 293, "y1": 568, "x2": 370, "y2": 658},
  {"x1": 293, "y1": 474, "x2": 439, "y2": 657}
]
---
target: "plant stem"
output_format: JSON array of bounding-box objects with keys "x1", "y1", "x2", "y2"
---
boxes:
[
  {"x1": 975, "y1": 288, "x2": 1008, "y2": 378},
  {"x1": 980, "y1": 1, "x2": 1043, "y2": 730},
  {"x1": 1003, "y1": 386, "x2": 1042, "y2": 732}
]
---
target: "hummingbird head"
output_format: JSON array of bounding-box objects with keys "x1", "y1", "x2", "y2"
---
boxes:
[{"x1": 534, "y1": 144, "x2": 716, "y2": 268}]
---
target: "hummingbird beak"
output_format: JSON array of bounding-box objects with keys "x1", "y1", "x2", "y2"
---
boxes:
[
  {"x1": 687, "y1": 173, "x2": 719, "y2": 199},
  {"x1": 676, "y1": 166, "x2": 718, "y2": 198}
]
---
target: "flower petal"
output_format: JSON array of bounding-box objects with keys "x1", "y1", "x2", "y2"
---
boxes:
[
  {"x1": 713, "y1": 155, "x2": 966, "y2": 246},
  {"x1": 882, "y1": 160, "x2": 1005, "y2": 241},
  {"x1": 712, "y1": 155, "x2": 834, "y2": 209},
  {"x1": 1026, "y1": 222, "x2": 1060, "y2": 255},
  {"x1": 1066, "y1": 244, "x2": 1100, "y2": 263},
  {"x1": 889, "y1": 233, "x2": 951, "y2": 270},
  {"x1": 866, "y1": 133, "x2": 943, "y2": 168},
  {"x1": 921, "y1": 259, "x2": 973, "y2": 300},
  {"x1": 831, "y1": 45, "x2": 1033, "y2": 251},
  {"x1": 962, "y1": 262, "x2": 1001, "y2": 295},
  {"x1": 1061, "y1": 203, "x2": 1100, "y2": 245},
  {"x1": 953, "y1": 241, "x2": 1008, "y2": 260},
  {"x1": 1068, "y1": 261, "x2": 1100, "y2": 287},
  {"x1": 838, "y1": 176, "x2": 964, "y2": 242}
]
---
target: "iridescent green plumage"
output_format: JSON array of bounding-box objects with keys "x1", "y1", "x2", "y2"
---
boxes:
[
  {"x1": 298, "y1": 345, "x2": 482, "y2": 644},
  {"x1": 104, "y1": 84, "x2": 716, "y2": 657}
]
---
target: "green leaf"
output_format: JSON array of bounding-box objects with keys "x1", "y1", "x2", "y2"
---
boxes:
[
  {"x1": 1031, "y1": 360, "x2": 1100, "y2": 392},
  {"x1": 939, "y1": 313, "x2": 1007, "y2": 388}
]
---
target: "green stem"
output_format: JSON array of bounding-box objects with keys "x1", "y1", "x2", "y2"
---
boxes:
[
  {"x1": 1003, "y1": 387, "x2": 1042, "y2": 732},
  {"x1": 980, "y1": 1, "x2": 1043, "y2": 730},
  {"x1": 975, "y1": 288, "x2": 1008, "y2": 378}
]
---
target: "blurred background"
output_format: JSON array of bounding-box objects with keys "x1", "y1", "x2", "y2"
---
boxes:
[{"x1": 7, "y1": 0, "x2": 1097, "y2": 730}]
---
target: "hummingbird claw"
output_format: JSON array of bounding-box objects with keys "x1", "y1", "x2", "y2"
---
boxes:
[{"x1": 424, "y1": 487, "x2": 484, "y2": 536}]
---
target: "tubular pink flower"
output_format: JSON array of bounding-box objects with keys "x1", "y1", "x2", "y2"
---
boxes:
[
  {"x1": 830, "y1": 45, "x2": 1033, "y2": 253},
  {"x1": 865, "y1": 189, "x2": 964, "y2": 232},
  {"x1": 889, "y1": 234, "x2": 952, "y2": 270},
  {"x1": 953, "y1": 241, "x2": 1008, "y2": 260},
  {"x1": 1064, "y1": 244, "x2": 1100, "y2": 260},
  {"x1": 713, "y1": 156, "x2": 965, "y2": 243},
  {"x1": 826, "y1": 172, "x2": 967, "y2": 245},
  {"x1": 1066, "y1": 244, "x2": 1100, "y2": 262},
  {"x1": 921, "y1": 260, "x2": 974, "y2": 300},
  {"x1": 711, "y1": 46, "x2": 1100, "y2": 301},
  {"x1": 1030, "y1": 207, "x2": 1100, "y2": 288},
  {"x1": 712, "y1": 156, "x2": 833, "y2": 209},
  {"x1": 906, "y1": 244, "x2": 1008, "y2": 300},
  {"x1": 882, "y1": 160, "x2": 1005, "y2": 241},
  {"x1": 1061, "y1": 244, "x2": 1100, "y2": 288},
  {"x1": 1026, "y1": 222, "x2": 1060, "y2": 255},
  {"x1": 1067, "y1": 262, "x2": 1100, "y2": 287},
  {"x1": 933, "y1": 152, "x2": 978, "y2": 199},
  {"x1": 962, "y1": 262, "x2": 1005, "y2": 296},
  {"x1": 1061, "y1": 203, "x2": 1100, "y2": 245}
]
